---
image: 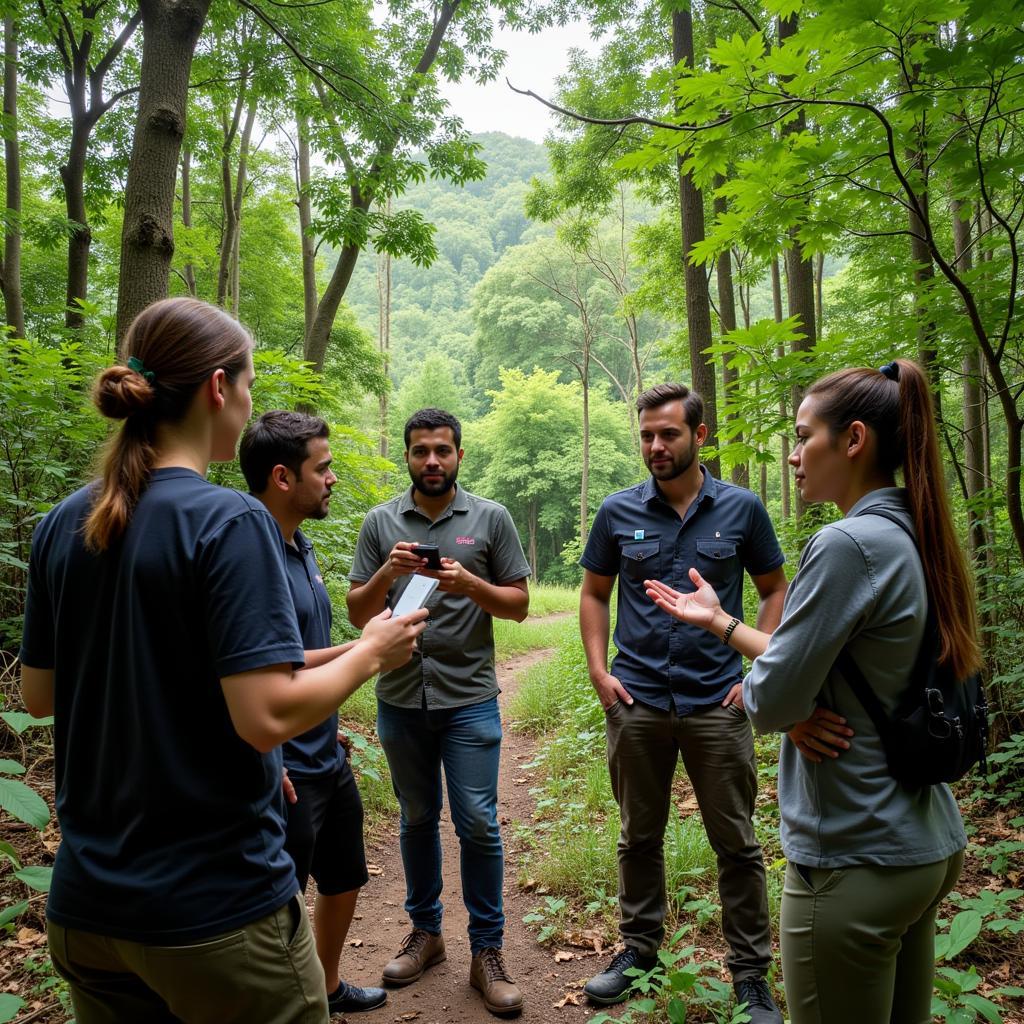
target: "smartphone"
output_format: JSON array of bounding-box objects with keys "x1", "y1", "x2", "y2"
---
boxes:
[{"x1": 414, "y1": 543, "x2": 443, "y2": 570}]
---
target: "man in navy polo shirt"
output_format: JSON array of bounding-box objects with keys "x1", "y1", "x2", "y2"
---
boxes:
[
  {"x1": 579, "y1": 383, "x2": 788, "y2": 1024},
  {"x1": 241, "y1": 411, "x2": 386, "y2": 1016}
]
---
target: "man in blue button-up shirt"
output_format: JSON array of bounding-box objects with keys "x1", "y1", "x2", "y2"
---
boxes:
[{"x1": 579, "y1": 383, "x2": 788, "y2": 1023}]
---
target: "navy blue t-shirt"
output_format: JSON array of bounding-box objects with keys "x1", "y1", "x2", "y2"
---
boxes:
[
  {"x1": 581, "y1": 469, "x2": 785, "y2": 714},
  {"x1": 281, "y1": 529, "x2": 344, "y2": 779},
  {"x1": 19, "y1": 469, "x2": 305, "y2": 943}
]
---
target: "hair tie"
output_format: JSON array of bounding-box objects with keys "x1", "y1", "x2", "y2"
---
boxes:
[
  {"x1": 879, "y1": 361, "x2": 900, "y2": 382},
  {"x1": 127, "y1": 356, "x2": 156, "y2": 384}
]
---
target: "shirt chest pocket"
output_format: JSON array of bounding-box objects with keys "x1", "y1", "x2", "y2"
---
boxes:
[
  {"x1": 620, "y1": 539, "x2": 661, "y2": 581},
  {"x1": 695, "y1": 538, "x2": 739, "y2": 585}
]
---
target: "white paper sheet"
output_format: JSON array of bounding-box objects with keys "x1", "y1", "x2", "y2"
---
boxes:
[{"x1": 391, "y1": 573, "x2": 440, "y2": 617}]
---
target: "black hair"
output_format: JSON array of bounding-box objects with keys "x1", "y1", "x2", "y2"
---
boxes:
[
  {"x1": 636, "y1": 382, "x2": 703, "y2": 431},
  {"x1": 404, "y1": 408, "x2": 462, "y2": 450},
  {"x1": 239, "y1": 410, "x2": 330, "y2": 494}
]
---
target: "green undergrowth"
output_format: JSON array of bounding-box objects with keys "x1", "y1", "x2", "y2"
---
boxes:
[{"x1": 507, "y1": 623, "x2": 1024, "y2": 1023}]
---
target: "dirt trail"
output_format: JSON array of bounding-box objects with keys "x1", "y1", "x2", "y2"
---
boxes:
[{"x1": 325, "y1": 646, "x2": 607, "y2": 1024}]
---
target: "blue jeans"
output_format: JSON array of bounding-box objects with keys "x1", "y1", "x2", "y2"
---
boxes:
[{"x1": 376, "y1": 697, "x2": 504, "y2": 953}]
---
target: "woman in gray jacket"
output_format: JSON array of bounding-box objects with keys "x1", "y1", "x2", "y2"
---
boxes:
[{"x1": 645, "y1": 359, "x2": 979, "y2": 1024}]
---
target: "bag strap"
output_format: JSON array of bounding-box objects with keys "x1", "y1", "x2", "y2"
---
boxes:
[
  {"x1": 833, "y1": 507, "x2": 922, "y2": 735},
  {"x1": 835, "y1": 647, "x2": 892, "y2": 738}
]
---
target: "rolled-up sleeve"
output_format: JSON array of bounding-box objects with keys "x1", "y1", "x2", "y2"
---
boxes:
[{"x1": 743, "y1": 526, "x2": 876, "y2": 733}]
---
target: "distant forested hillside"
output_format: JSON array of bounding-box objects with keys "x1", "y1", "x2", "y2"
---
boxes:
[{"x1": 343, "y1": 133, "x2": 553, "y2": 395}]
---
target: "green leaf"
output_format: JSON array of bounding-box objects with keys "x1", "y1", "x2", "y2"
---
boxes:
[
  {"x1": 0, "y1": 776, "x2": 49, "y2": 829},
  {"x1": 13, "y1": 865, "x2": 53, "y2": 892},
  {"x1": 0, "y1": 760, "x2": 25, "y2": 775},
  {"x1": 938, "y1": 912, "x2": 983, "y2": 960},
  {"x1": 0, "y1": 712, "x2": 54, "y2": 734},
  {"x1": 961, "y1": 993, "x2": 1004, "y2": 1024},
  {"x1": 667, "y1": 996, "x2": 687, "y2": 1023},
  {"x1": 0, "y1": 994, "x2": 24, "y2": 1023},
  {"x1": 0, "y1": 901, "x2": 29, "y2": 927}
]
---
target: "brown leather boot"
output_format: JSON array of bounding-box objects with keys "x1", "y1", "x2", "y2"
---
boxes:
[
  {"x1": 470, "y1": 947, "x2": 524, "y2": 1016},
  {"x1": 381, "y1": 928, "x2": 446, "y2": 986}
]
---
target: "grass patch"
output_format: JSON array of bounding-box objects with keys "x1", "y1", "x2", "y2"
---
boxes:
[
  {"x1": 525, "y1": 584, "x2": 580, "y2": 616},
  {"x1": 494, "y1": 616, "x2": 575, "y2": 661},
  {"x1": 509, "y1": 625, "x2": 720, "y2": 935}
]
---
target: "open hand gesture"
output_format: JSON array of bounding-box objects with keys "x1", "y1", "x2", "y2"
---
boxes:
[{"x1": 645, "y1": 569, "x2": 722, "y2": 630}]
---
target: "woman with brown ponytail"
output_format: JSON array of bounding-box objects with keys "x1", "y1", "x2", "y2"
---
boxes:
[
  {"x1": 645, "y1": 358, "x2": 978, "y2": 1024},
  {"x1": 17, "y1": 297, "x2": 426, "y2": 1024}
]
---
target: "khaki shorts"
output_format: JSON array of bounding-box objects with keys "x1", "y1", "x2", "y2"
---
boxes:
[{"x1": 47, "y1": 896, "x2": 327, "y2": 1024}]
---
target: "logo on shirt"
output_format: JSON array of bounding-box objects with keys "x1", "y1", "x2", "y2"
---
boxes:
[
  {"x1": 456, "y1": 536, "x2": 476, "y2": 545},
  {"x1": 633, "y1": 529, "x2": 645, "y2": 540}
]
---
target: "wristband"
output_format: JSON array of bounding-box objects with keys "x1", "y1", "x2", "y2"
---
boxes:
[{"x1": 722, "y1": 617, "x2": 740, "y2": 645}]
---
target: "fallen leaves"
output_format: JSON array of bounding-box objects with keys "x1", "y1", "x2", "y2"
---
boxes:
[{"x1": 553, "y1": 950, "x2": 574, "y2": 962}]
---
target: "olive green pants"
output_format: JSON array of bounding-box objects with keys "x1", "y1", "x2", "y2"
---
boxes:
[
  {"x1": 47, "y1": 896, "x2": 328, "y2": 1024},
  {"x1": 605, "y1": 698, "x2": 772, "y2": 979},
  {"x1": 781, "y1": 850, "x2": 964, "y2": 1024}
]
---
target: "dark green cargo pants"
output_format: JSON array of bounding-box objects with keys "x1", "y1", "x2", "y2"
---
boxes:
[
  {"x1": 605, "y1": 698, "x2": 772, "y2": 980},
  {"x1": 47, "y1": 896, "x2": 328, "y2": 1024}
]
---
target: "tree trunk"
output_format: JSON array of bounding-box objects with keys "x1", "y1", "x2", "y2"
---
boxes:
[
  {"x1": 814, "y1": 251, "x2": 824, "y2": 337},
  {"x1": 376, "y1": 198, "x2": 393, "y2": 460},
  {"x1": 771, "y1": 256, "x2": 790, "y2": 521},
  {"x1": 778, "y1": 14, "x2": 815, "y2": 520},
  {"x1": 528, "y1": 500, "x2": 538, "y2": 580},
  {"x1": 580, "y1": 348, "x2": 590, "y2": 544},
  {"x1": 180, "y1": 146, "x2": 197, "y2": 295},
  {"x1": 62, "y1": 120, "x2": 92, "y2": 329},
  {"x1": 117, "y1": 0, "x2": 212, "y2": 347},
  {"x1": 303, "y1": 0, "x2": 459, "y2": 372},
  {"x1": 229, "y1": 96, "x2": 257, "y2": 315},
  {"x1": 672, "y1": 8, "x2": 718, "y2": 477},
  {"x1": 1, "y1": 16, "x2": 25, "y2": 338},
  {"x1": 304, "y1": 227, "x2": 365, "y2": 369},
  {"x1": 713, "y1": 179, "x2": 746, "y2": 487},
  {"x1": 295, "y1": 84, "x2": 317, "y2": 341}
]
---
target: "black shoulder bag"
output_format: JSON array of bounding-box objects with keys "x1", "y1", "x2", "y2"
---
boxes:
[{"x1": 833, "y1": 508, "x2": 988, "y2": 788}]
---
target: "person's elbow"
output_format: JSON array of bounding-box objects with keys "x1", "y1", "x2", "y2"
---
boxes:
[
  {"x1": 345, "y1": 590, "x2": 371, "y2": 630},
  {"x1": 220, "y1": 667, "x2": 293, "y2": 753},
  {"x1": 227, "y1": 704, "x2": 288, "y2": 753},
  {"x1": 20, "y1": 665, "x2": 55, "y2": 718}
]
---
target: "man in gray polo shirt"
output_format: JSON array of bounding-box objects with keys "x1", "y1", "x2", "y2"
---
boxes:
[{"x1": 347, "y1": 408, "x2": 531, "y2": 1018}]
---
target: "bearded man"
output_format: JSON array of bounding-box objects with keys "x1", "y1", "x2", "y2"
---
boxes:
[
  {"x1": 579, "y1": 383, "x2": 789, "y2": 1024},
  {"x1": 347, "y1": 408, "x2": 531, "y2": 1018}
]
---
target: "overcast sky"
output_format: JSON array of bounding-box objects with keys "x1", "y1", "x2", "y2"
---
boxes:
[{"x1": 437, "y1": 19, "x2": 603, "y2": 143}]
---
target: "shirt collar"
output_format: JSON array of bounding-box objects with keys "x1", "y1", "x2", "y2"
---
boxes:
[
  {"x1": 640, "y1": 465, "x2": 718, "y2": 506},
  {"x1": 286, "y1": 527, "x2": 313, "y2": 558}
]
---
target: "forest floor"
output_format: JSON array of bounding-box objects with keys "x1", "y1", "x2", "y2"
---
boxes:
[
  {"x1": 3, "y1": 616, "x2": 1023, "y2": 1023},
  {"x1": 329, "y1": 644, "x2": 609, "y2": 1024}
]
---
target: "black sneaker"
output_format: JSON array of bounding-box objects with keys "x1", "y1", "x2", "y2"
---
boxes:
[
  {"x1": 583, "y1": 947, "x2": 657, "y2": 1006},
  {"x1": 327, "y1": 980, "x2": 388, "y2": 1015},
  {"x1": 733, "y1": 977, "x2": 782, "y2": 1024}
]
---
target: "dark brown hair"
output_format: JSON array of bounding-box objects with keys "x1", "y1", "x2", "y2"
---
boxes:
[
  {"x1": 85, "y1": 298, "x2": 253, "y2": 551},
  {"x1": 636, "y1": 382, "x2": 703, "y2": 431},
  {"x1": 239, "y1": 411, "x2": 330, "y2": 493},
  {"x1": 806, "y1": 359, "x2": 980, "y2": 678}
]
